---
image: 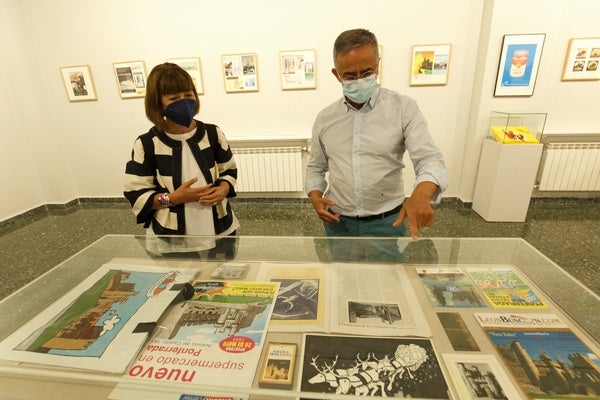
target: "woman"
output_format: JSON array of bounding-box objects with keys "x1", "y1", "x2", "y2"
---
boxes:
[{"x1": 124, "y1": 62, "x2": 239, "y2": 254}]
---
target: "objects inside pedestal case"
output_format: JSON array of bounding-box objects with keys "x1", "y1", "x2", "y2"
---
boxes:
[{"x1": 488, "y1": 111, "x2": 547, "y2": 144}]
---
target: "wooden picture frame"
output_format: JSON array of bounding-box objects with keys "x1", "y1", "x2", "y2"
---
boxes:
[
  {"x1": 561, "y1": 37, "x2": 600, "y2": 81},
  {"x1": 279, "y1": 49, "x2": 316, "y2": 90},
  {"x1": 113, "y1": 60, "x2": 147, "y2": 98},
  {"x1": 494, "y1": 33, "x2": 545, "y2": 96},
  {"x1": 409, "y1": 44, "x2": 451, "y2": 86},
  {"x1": 59, "y1": 65, "x2": 97, "y2": 102},
  {"x1": 166, "y1": 57, "x2": 205, "y2": 94},
  {"x1": 222, "y1": 53, "x2": 259, "y2": 93}
]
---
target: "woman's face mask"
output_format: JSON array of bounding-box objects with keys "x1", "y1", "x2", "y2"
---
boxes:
[
  {"x1": 342, "y1": 74, "x2": 379, "y2": 104},
  {"x1": 163, "y1": 98, "x2": 197, "y2": 127}
]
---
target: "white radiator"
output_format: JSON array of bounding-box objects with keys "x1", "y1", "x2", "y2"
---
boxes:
[
  {"x1": 538, "y1": 142, "x2": 600, "y2": 191},
  {"x1": 231, "y1": 147, "x2": 304, "y2": 192}
]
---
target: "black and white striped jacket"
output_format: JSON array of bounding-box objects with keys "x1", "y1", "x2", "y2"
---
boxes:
[{"x1": 124, "y1": 121, "x2": 237, "y2": 235}]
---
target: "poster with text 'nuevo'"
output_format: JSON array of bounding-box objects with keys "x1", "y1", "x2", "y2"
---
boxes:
[
  {"x1": 125, "y1": 280, "x2": 279, "y2": 388},
  {"x1": 0, "y1": 263, "x2": 197, "y2": 373}
]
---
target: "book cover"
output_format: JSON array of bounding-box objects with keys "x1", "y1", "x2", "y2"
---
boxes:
[{"x1": 258, "y1": 342, "x2": 297, "y2": 389}]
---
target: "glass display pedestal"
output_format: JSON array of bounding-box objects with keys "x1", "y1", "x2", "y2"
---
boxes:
[{"x1": 472, "y1": 112, "x2": 547, "y2": 222}]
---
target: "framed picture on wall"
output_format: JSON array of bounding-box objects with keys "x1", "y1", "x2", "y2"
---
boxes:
[
  {"x1": 166, "y1": 57, "x2": 205, "y2": 94},
  {"x1": 494, "y1": 33, "x2": 545, "y2": 96},
  {"x1": 113, "y1": 60, "x2": 147, "y2": 98},
  {"x1": 409, "y1": 44, "x2": 451, "y2": 86},
  {"x1": 279, "y1": 49, "x2": 316, "y2": 90},
  {"x1": 377, "y1": 45, "x2": 383, "y2": 85},
  {"x1": 561, "y1": 37, "x2": 600, "y2": 81},
  {"x1": 59, "y1": 65, "x2": 97, "y2": 102},
  {"x1": 222, "y1": 53, "x2": 259, "y2": 93}
]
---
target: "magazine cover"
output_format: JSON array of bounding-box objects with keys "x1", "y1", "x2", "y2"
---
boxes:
[
  {"x1": 255, "y1": 263, "x2": 327, "y2": 332},
  {"x1": 299, "y1": 333, "x2": 450, "y2": 399},
  {"x1": 475, "y1": 312, "x2": 600, "y2": 399},
  {"x1": 124, "y1": 280, "x2": 279, "y2": 388},
  {"x1": 467, "y1": 267, "x2": 547, "y2": 309},
  {"x1": 417, "y1": 267, "x2": 486, "y2": 308},
  {"x1": 0, "y1": 263, "x2": 197, "y2": 373}
]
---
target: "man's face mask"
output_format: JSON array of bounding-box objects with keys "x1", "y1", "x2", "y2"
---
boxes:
[
  {"x1": 163, "y1": 98, "x2": 196, "y2": 127},
  {"x1": 342, "y1": 74, "x2": 379, "y2": 104}
]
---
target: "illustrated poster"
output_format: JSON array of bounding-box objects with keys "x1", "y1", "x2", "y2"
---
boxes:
[
  {"x1": 417, "y1": 267, "x2": 486, "y2": 308},
  {"x1": 125, "y1": 280, "x2": 279, "y2": 388},
  {"x1": 299, "y1": 334, "x2": 450, "y2": 399},
  {"x1": 0, "y1": 263, "x2": 197, "y2": 373},
  {"x1": 467, "y1": 267, "x2": 547, "y2": 309}
]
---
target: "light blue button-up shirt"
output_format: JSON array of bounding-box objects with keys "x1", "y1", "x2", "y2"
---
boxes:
[{"x1": 306, "y1": 87, "x2": 448, "y2": 217}]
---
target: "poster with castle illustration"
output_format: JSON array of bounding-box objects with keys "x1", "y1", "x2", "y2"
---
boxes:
[
  {"x1": 0, "y1": 263, "x2": 196, "y2": 373},
  {"x1": 124, "y1": 280, "x2": 279, "y2": 388}
]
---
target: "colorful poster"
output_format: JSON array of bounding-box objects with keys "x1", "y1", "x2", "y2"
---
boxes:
[
  {"x1": 500, "y1": 43, "x2": 538, "y2": 87},
  {"x1": 125, "y1": 280, "x2": 279, "y2": 388},
  {"x1": 417, "y1": 268, "x2": 486, "y2": 308},
  {"x1": 0, "y1": 263, "x2": 197, "y2": 373},
  {"x1": 467, "y1": 267, "x2": 547, "y2": 309}
]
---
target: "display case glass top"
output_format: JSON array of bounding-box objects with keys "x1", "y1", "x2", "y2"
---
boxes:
[{"x1": 488, "y1": 111, "x2": 547, "y2": 144}]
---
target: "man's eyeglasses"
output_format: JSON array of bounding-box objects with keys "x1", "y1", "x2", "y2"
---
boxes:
[{"x1": 341, "y1": 70, "x2": 376, "y2": 81}]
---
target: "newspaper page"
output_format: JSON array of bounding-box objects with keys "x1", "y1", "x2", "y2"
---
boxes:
[
  {"x1": 467, "y1": 266, "x2": 548, "y2": 309},
  {"x1": 330, "y1": 263, "x2": 431, "y2": 337},
  {"x1": 255, "y1": 263, "x2": 328, "y2": 332},
  {"x1": 474, "y1": 312, "x2": 600, "y2": 399},
  {"x1": 123, "y1": 280, "x2": 279, "y2": 389},
  {"x1": 0, "y1": 263, "x2": 197, "y2": 373}
]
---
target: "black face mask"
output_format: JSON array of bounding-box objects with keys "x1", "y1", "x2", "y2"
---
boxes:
[{"x1": 163, "y1": 98, "x2": 196, "y2": 127}]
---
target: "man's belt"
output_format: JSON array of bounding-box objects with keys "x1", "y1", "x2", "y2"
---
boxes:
[{"x1": 341, "y1": 204, "x2": 402, "y2": 221}]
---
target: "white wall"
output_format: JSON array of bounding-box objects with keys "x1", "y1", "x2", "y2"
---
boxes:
[{"x1": 1, "y1": 0, "x2": 599, "y2": 222}]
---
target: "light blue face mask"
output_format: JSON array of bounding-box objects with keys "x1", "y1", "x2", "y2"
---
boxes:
[{"x1": 342, "y1": 74, "x2": 379, "y2": 104}]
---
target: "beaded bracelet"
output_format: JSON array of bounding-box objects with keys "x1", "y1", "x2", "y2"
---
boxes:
[{"x1": 157, "y1": 193, "x2": 174, "y2": 207}]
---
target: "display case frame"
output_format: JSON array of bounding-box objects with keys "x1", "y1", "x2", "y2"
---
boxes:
[{"x1": 0, "y1": 235, "x2": 598, "y2": 400}]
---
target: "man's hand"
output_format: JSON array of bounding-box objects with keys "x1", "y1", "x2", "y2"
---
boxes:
[
  {"x1": 393, "y1": 182, "x2": 438, "y2": 239},
  {"x1": 309, "y1": 190, "x2": 340, "y2": 225}
]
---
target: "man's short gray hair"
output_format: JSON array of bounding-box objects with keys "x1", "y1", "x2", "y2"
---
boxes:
[{"x1": 333, "y1": 28, "x2": 379, "y2": 66}]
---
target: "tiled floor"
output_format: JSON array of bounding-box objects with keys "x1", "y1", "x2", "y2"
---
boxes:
[{"x1": 0, "y1": 198, "x2": 598, "y2": 300}]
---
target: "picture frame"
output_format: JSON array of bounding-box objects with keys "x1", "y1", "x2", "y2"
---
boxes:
[
  {"x1": 409, "y1": 44, "x2": 451, "y2": 86},
  {"x1": 279, "y1": 49, "x2": 316, "y2": 90},
  {"x1": 377, "y1": 45, "x2": 383, "y2": 85},
  {"x1": 494, "y1": 33, "x2": 545, "y2": 96},
  {"x1": 113, "y1": 60, "x2": 147, "y2": 98},
  {"x1": 59, "y1": 65, "x2": 97, "y2": 102},
  {"x1": 166, "y1": 57, "x2": 205, "y2": 94},
  {"x1": 222, "y1": 53, "x2": 259, "y2": 93},
  {"x1": 561, "y1": 37, "x2": 600, "y2": 81}
]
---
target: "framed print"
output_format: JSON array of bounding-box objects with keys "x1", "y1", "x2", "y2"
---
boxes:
[
  {"x1": 409, "y1": 44, "x2": 451, "y2": 86},
  {"x1": 494, "y1": 33, "x2": 545, "y2": 96},
  {"x1": 113, "y1": 60, "x2": 147, "y2": 98},
  {"x1": 166, "y1": 57, "x2": 205, "y2": 94},
  {"x1": 561, "y1": 37, "x2": 600, "y2": 81},
  {"x1": 377, "y1": 45, "x2": 383, "y2": 84},
  {"x1": 222, "y1": 53, "x2": 259, "y2": 93},
  {"x1": 279, "y1": 49, "x2": 316, "y2": 90},
  {"x1": 59, "y1": 65, "x2": 97, "y2": 102}
]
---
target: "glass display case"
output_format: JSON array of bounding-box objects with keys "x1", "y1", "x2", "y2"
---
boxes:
[
  {"x1": 0, "y1": 235, "x2": 598, "y2": 400},
  {"x1": 488, "y1": 111, "x2": 547, "y2": 144}
]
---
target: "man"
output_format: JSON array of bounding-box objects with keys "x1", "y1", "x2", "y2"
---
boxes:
[{"x1": 306, "y1": 29, "x2": 448, "y2": 258}]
